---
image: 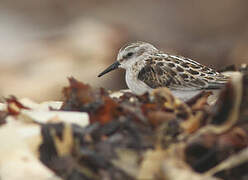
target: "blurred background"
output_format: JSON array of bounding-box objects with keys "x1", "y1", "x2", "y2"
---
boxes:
[{"x1": 0, "y1": 0, "x2": 248, "y2": 102}]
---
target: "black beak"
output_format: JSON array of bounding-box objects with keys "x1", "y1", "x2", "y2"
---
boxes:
[{"x1": 98, "y1": 61, "x2": 120, "y2": 77}]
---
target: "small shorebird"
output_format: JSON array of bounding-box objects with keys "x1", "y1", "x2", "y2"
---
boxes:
[{"x1": 98, "y1": 41, "x2": 229, "y2": 100}]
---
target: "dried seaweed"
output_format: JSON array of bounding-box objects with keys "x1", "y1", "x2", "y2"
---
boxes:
[
  {"x1": 39, "y1": 66, "x2": 248, "y2": 180},
  {"x1": 0, "y1": 111, "x2": 7, "y2": 125},
  {"x1": 39, "y1": 120, "x2": 153, "y2": 180},
  {"x1": 6, "y1": 96, "x2": 30, "y2": 115}
]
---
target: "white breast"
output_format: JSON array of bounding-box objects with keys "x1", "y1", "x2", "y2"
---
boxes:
[
  {"x1": 125, "y1": 68, "x2": 152, "y2": 95},
  {"x1": 171, "y1": 89, "x2": 221, "y2": 104}
]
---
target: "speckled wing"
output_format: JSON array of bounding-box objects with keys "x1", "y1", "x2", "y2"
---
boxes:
[{"x1": 137, "y1": 55, "x2": 229, "y2": 90}]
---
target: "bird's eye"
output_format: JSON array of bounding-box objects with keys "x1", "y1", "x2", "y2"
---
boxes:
[{"x1": 126, "y1": 52, "x2": 134, "y2": 57}]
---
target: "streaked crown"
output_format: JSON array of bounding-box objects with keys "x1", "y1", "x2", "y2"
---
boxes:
[{"x1": 117, "y1": 42, "x2": 158, "y2": 68}]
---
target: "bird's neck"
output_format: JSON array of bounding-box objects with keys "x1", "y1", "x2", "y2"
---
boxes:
[
  {"x1": 124, "y1": 55, "x2": 149, "y2": 85},
  {"x1": 126, "y1": 60, "x2": 145, "y2": 76},
  {"x1": 125, "y1": 64, "x2": 150, "y2": 95}
]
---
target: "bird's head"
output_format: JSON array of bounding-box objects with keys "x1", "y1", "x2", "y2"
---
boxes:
[{"x1": 98, "y1": 41, "x2": 158, "y2": 77}]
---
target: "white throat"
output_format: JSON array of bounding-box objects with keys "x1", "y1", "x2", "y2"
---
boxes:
[{"x1": 124, "y1": 60, "x2": 152, "y2": 95}]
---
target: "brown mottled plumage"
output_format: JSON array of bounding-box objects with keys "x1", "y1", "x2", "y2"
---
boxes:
[
  {"x1": 98, "y1": 41, "x2": 229, "y2": 100},
  {"x1": 137, "y1": 53, "x2": 228, "y2": 90}
]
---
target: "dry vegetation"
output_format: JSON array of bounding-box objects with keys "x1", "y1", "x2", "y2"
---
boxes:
[{"x1": 0, "y1": 65, "x2": 247, "y2": 180}]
